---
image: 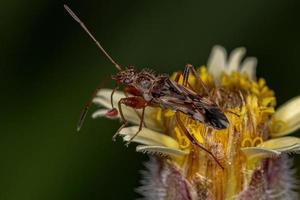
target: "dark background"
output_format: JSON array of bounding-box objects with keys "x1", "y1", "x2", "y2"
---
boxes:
[{"x1": 1, "y1": 0, "x2": 299, "y2": 199}]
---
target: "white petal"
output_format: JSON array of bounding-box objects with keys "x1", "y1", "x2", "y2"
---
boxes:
[
  {"x1": 240, "y1": 57, "x2": 257, "y2": 80},
  {"x1": 119, "y1": 126, "x2": 180, "y2": 148},
  {"x1": 241, "y1": 147, "x2": 280, "y2": 159},
  {"x1": 93, "y1": 97, "x2": 111, "y2": 108},
  {"x1": 242, "y1": 136, "x2": 300, "y2": 159},
  {"x1": 227, "y1": 47, "x2": 246, "y2": 72},
  {"x1": 136, "y1": 145, "x2": 189, "y2": 157},
  {"x1": 270, "y1": 96, "x2": 300, "y2": 137},
  {"x1": 93, "y1": 97, "x2": 141, "y2": 123},
  {"x1": 207, "y1": 45, "x2": 227, "y2": 78},
  {"x1": 92, "y1": 109, "x2": 111, "y2": 118},
  {"x1": 123, "y1": 135, "x2": 159, "y2": 146},
  {"x1": 258, "y1": 136, "x2": 300, "y2": 154}
]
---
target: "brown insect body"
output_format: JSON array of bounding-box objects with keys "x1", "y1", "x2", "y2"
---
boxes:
[{"x1": 112, "y1": 67, "x2": 229, "y2": 130}]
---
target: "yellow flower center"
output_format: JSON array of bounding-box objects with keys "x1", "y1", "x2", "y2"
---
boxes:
[{"x1": 151, "y1": 66, "x2": 276, "y2": 199}]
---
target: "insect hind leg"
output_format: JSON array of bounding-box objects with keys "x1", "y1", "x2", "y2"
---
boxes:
[{"x1": 175, "y1": 112, "x2": 224, "y2": 170}]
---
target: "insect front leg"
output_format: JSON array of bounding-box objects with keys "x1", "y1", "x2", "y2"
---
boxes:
[
  {"x1": 124, "y1": 86, "x2": 147, "y2": 128},
  {"x1": 183, "y1": 64, "x2": 209, "y2": 94},
  {"x1": 112, "y1": 97, "x2": 148, "y2": 143},
  {"x1": 105, "y1": 86, "x2": 120, "y2": 118}
]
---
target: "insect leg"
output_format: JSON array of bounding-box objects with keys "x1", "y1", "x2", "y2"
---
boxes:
[
  {"x1": 125, "y1": 106, "x2": 146, "y2": 146},
  {"x1": 183, "y1": 64, "x2": 209, "y2": 94},
  {"x1": 110, "y1": 86, "x2": 119, "y2": 109},
  {"x1": 174, "y1": 71, "x2": 182, "y2": 83},
  {"x1": 124, "y1": 86, "x2": 146, "y2": 128},
  {"x1": 112, "y1": 97, "x2": 148, "y2": 141},
  {"x1": 173, "y1": 71, "x2": 197, "y2": 91},
  {"x1": 175, "y1": 112, "x2": 224, "y2": 170},
  {"x1": 105, "y1": 86, "x2": 120, "y2": 118},
  {"x1": 113, "y1": 121, "x2": 128, "y2": 141},
  {"x1": 112, "y1": 99, "x2": 128, "y2": 141}
]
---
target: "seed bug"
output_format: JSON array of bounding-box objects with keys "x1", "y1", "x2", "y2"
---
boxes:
[{"x1": 64, "y1": 5, "x2": 229, "y2": 169}]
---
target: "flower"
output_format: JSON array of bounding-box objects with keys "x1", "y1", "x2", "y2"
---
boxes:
[{"x1": 92, "y1": 45, "x2": 300, "y2": 200}]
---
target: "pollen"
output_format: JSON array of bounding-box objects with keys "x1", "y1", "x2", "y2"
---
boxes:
[{"x1": 151, "y1": 66, "x2": 277, "y2": 198}]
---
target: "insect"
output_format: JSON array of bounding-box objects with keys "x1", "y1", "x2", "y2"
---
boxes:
[{"x1": 64, "y1": 5, "x2": 229, "y2": 169}]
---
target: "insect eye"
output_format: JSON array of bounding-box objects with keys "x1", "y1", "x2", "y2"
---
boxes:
[
  {"x1": 124, "y1": 78, "x2": 131, "y2": 84},
  {"x1": 137, "y1": 77, "x2": 151, "y2": 89}
]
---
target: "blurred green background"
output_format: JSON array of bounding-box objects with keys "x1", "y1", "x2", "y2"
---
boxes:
[{"x1": 1, "y1": 0, "x2": 299, "y2": 199}]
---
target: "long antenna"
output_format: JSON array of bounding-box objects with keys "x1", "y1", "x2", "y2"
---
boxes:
[
  {"x1": 76, "y1": 78, "x2": 108, "y2": 131},
  {"x1": 64, "y1": 4, "x2": 122, "y2": 71}
]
